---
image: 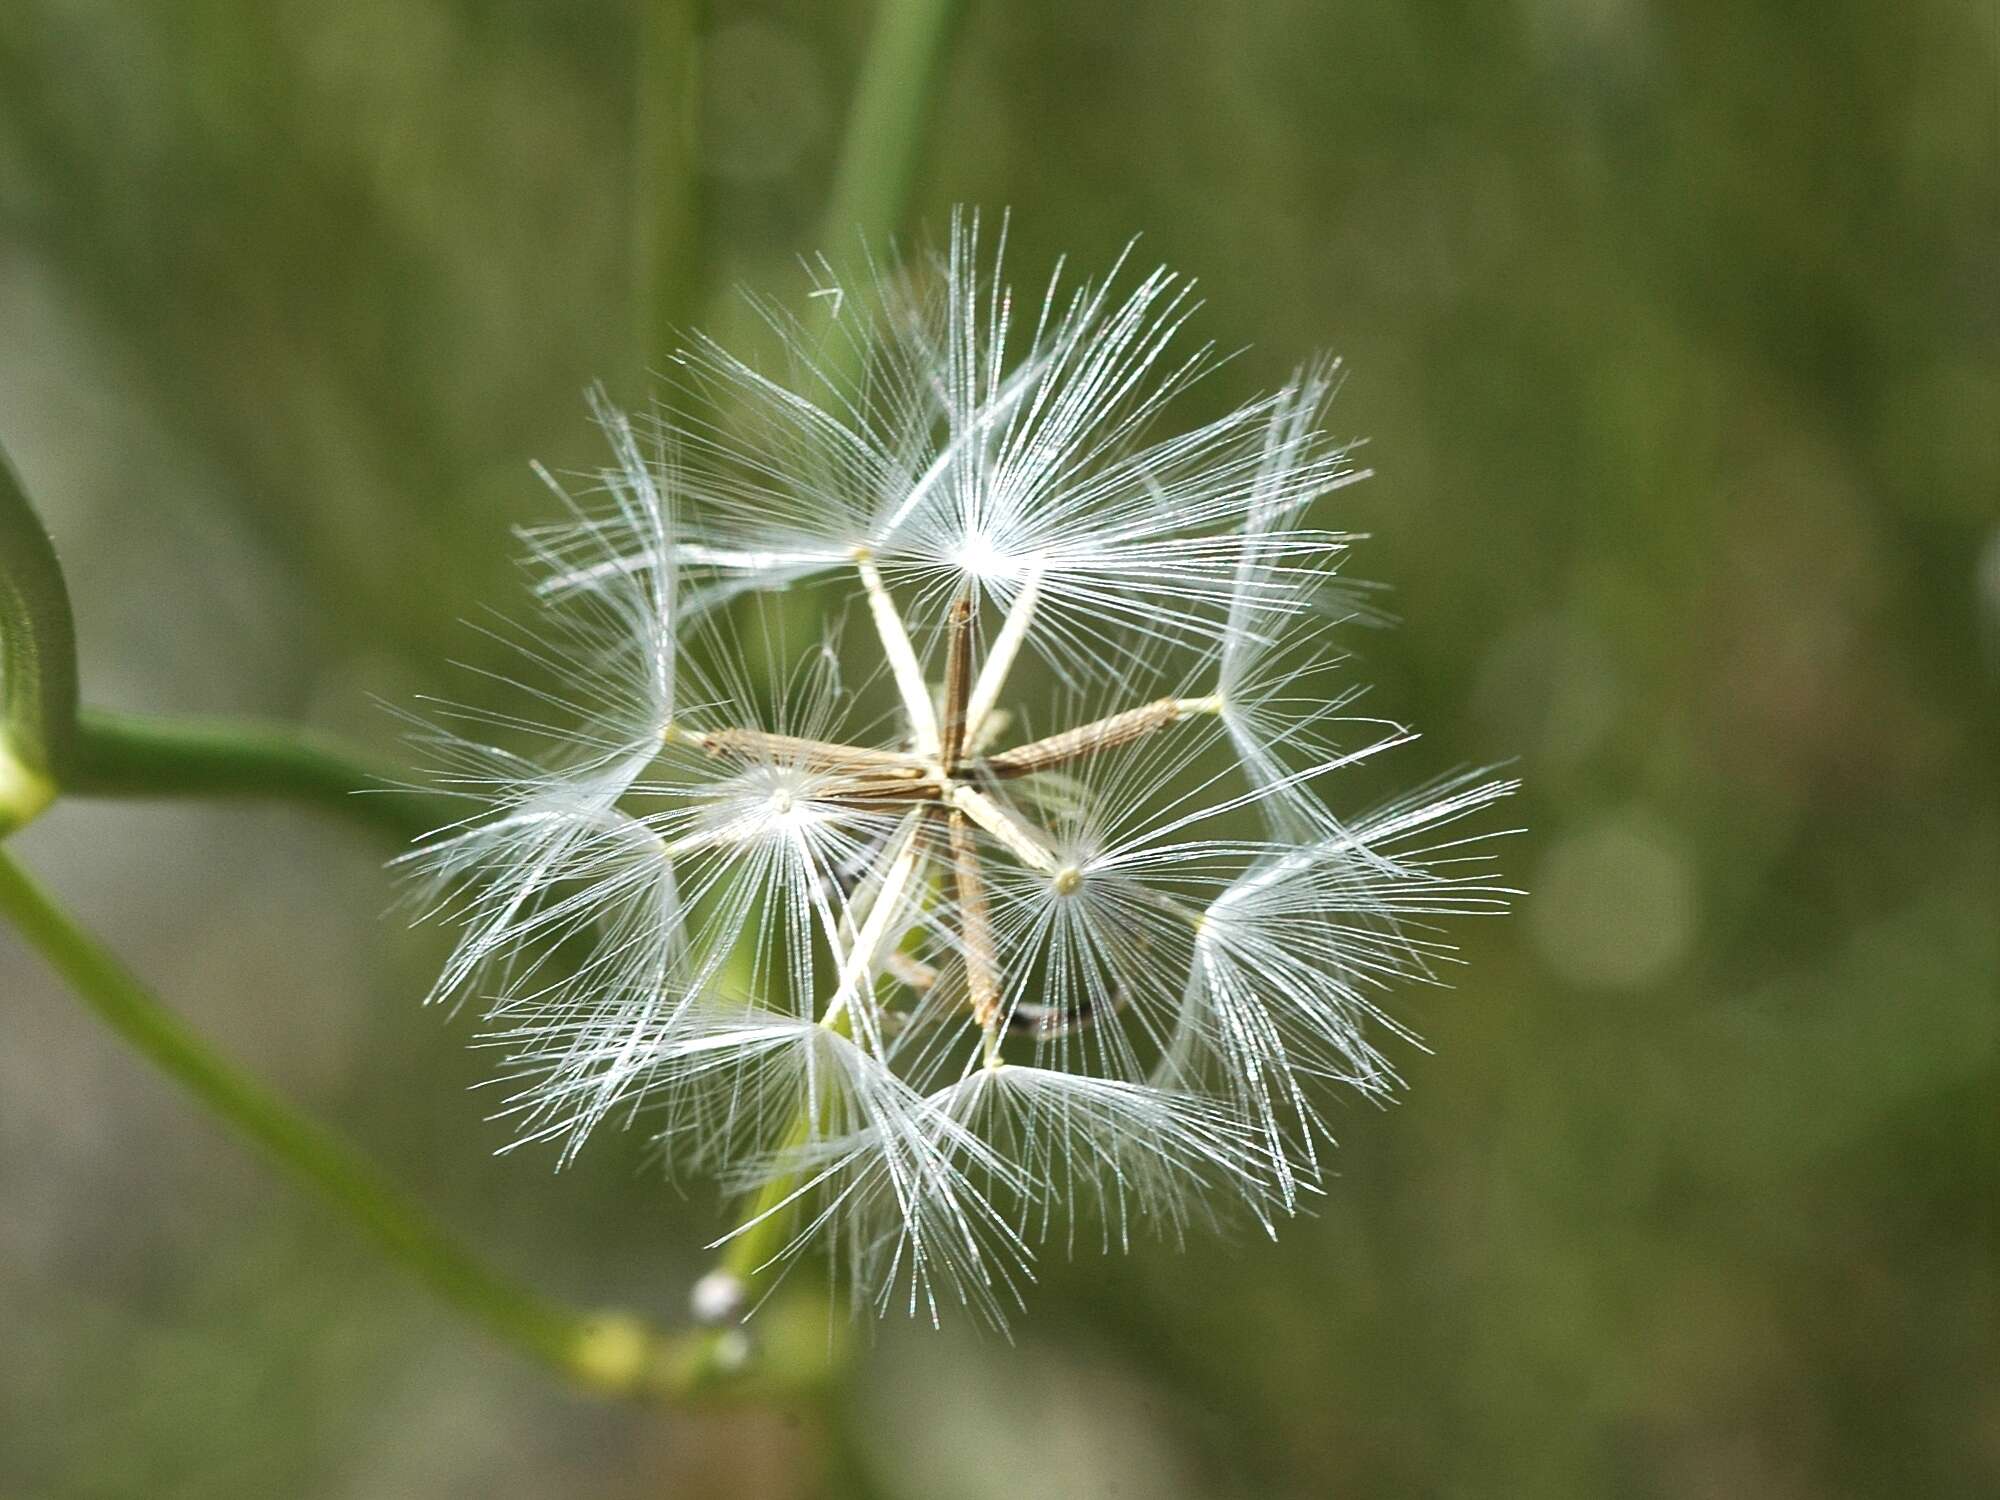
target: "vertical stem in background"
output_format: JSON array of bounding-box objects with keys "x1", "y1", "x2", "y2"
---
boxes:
[
  {"x1": 677, "y1": 0, "x2": 972, "y2": 1336},
  {"x1": 633, "y1": 0, "x2": 704, "y2": 371},
  {"x1": 712, "y1": 814, "x2": 924, "y2": 1288},
  {"x1": 0, "y1": 439, "x2": 78, "y2": 829},
  {"x1": 819, "y1": 0, "x2": 968, "y2": 254}
]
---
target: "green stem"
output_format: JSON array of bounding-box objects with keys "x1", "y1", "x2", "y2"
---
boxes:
[
  {"x1": 710, "y1": 990, "x2": 860, "y2": 1310},
  {"x1": 692, "y1": 1, "x2": 971, "y2": 1307},
  {"x1": 819, "y1": 0, "x2": 967, "y2": 251},
  {"x1": 0, "y1": 438, "x2": 79, "y2": 827},
  {"x1": 719, "y1": 1113, "x2": 819, "y2": 1285},
  {"x1": 633, "y1": 0, "x2": 704, "y2": 369},
  {"x1": 68, "y1": 706, "x2": 453, "y2": 842},
  {"x1": 0, "y1": 847, "x2": 709, "y2": 1399}
]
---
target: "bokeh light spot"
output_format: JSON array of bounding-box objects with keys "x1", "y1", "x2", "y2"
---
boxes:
[{"x1": 1531, "y1": 809, "x2": 1697, "y2": 990}]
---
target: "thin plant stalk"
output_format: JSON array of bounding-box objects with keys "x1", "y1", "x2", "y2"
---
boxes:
[
  {"x1": 685, "y1": 0, "x2": 969, "y2": 1307},
  {"x1": 819, "y1": 0, "x2": 967, "y2": 251},
  {"x1": 69, "y1": 706, "x2": 452, "y2": 842}
]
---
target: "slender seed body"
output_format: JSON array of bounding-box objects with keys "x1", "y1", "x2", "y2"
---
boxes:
[{"x1": 982, "y1": 694, "x2": 1223, "y2": 779}]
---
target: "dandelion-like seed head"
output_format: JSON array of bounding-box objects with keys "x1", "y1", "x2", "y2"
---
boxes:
[{"x1": 403, "y1": 210, "x2": 1519, "y2": 1326}]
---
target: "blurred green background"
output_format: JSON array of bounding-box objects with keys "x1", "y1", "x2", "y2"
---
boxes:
[{"x1": 2, "y1": 2, "x2": 1994, "y2": 1495}]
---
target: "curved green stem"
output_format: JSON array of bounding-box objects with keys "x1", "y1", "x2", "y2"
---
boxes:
[
  {"x1": 69, "y1": 706, "x2": 453, "y2": 842},
  {"x1": 0, "y1": 439, "x2": 79, "y2": 828},
  {"x1": 718, "y1": 1114, "x2": 820, "y2": 1286},
  {"x1": 0, "y1": 846, "x2": 720, "y2": 1400},
  {"x1": 707, "y1": 965, "x2": 863, "y2": 1317},
  {"x1": 820, "y1": 0, "x2": 967, "y2": 251}
]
